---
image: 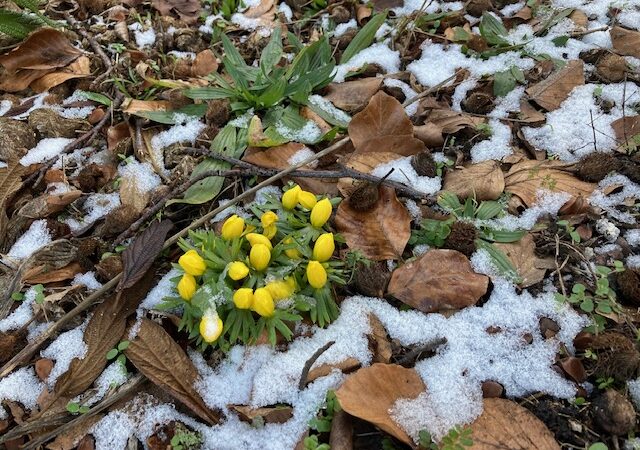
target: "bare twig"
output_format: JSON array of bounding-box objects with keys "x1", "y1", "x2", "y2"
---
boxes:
[
  {"x1": 299, "y1": 341, "x2": 335, "y2": 390},
  {"x1": 396, "y1": 338, "x2": 447, "y2": 367}
]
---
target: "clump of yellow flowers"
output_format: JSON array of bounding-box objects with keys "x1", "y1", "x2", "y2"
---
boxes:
[{"x1": 162, "y1": 185, "x2": 346, "y2": 350}]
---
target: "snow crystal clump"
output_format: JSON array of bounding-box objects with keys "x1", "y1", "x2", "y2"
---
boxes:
[
  {"x1": 129, "y1": 22, "x2": 156, "y2": 48},
  {"x1": 523, "y1": 83, "x2": 640, "y2": 161},
  {"x1": 118, "y1": 160, "x2": 162, "y2": 194},
  {"x1": 150, "y1": 114, "x2": 205, "y2": 174},
  {"x1": 627, "y1": 255, "x2": 640, "y2": 269},
  {"x1": 19, "y1": 137, "x2": 73, "y2": 166},
  {"x1": 7, "y1": 219, "x2": 52, "y2": 260},
  {"x1": 629, "y1": 377, "x2": 640, "y2": 410},
  {"x1": 626, "y1": 229, "x2": 640, "y2": 247},
  {"x1": 590, "y1": 174, "x2": 640, "y2": 224},
  {"x1": 65, "y1": 192, "x2": 121, "y2": 232},
  {"x1": 334, "y1": 19, "x2": 356, "y2": 37},
  {"x1": 73, "y1": 272, "x2": 103, "y2": 290},
  {"x1": 278, "y1": 2, "x2": 293, "y2": 20},
  {"x1": 41, "y1": 320, "x2": 89, "y2": 386},
  {"x1": 130, "y1": 269, "x2": 180, "y2": 339},
  {"x1": 80, "y1": 362, "x2": 129, "y2": 407},
  {"x1": 371, "y1": 156, "x2": 441, "y2": 195},
  {"x1": 230, "y1": 14, "x2": 272, "y2": 37},
  {"x1": 0, "y1": 287, "x2": 36, "y2": 333},
  {"x1": 480, "y1": 190, "x2": 571, "y2": 231},
  {"x1": 470, "y1": 119, "x2": 513, "y2": 162},
  {"x1": 308, "y1": 95, "x2": 351, "y2": 124},
  {"x1": 333, "y1": 43, "x2": 400, "y2": 83},
  {"x1": 275, "y1": 120, "x2": 322, "y2": 143},
  {"x1": 287, "y1": 147, "x2": 317, "y2": 168},
  {"x1": 0, "y1": 367, "x2": 45, "y2": 419}
]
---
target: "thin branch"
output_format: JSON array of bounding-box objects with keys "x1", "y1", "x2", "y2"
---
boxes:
[{"x1": 299, "y1": 341, "x2": 335, "y2": 390}]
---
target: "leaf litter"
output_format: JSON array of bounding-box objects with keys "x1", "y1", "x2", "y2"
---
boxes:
[{"x1": 1, "y1": 0, "x2": 640, "y2": 448}]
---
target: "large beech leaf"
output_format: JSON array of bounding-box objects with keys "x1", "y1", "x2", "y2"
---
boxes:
[
  {"x1": 525, "y1": 60, "x2": 584, "y2": 111},
  {"x1": 117, "y1": 219, "x2": 173, "y2": 291},
  {"x1": 335, "y1": 363, "x2": 424, "y2": 447},
  {"x1": 494, "y1": 234, "x2": 553, "y2": 288},
  {"x1": 610, "y1": 26, "x2": 640, "y2": 59},
  {"x1": 54, "y1": 271, "x2": 155, "y2": 399},
  {"x1": 443, "y1": 161, "x2": 505, "y2": 201},
  {"x1": 325, "y1": 78, "x2": 382, "y2": 113},
  {"x1": 387, "y1": 249, "x2": 489, "y2": 313},
  {"x1": 124, "y1": 318, "x2": 222, "y2": 425},
  {"x1": 0, "y1": 28, "x2": 81, "y2": 72},
  {"x1": 0, "y1": 159, "x2": 24, "y2": 249},
  {"x1": 348, "y1": 91, "x2": 425, "y2": 156},
  {"x1": 468, "y1": 398, "x2": 560, "y2": 449},
  {"x1": 335, "y1": 186, "x2": 411, "y2": 260}
]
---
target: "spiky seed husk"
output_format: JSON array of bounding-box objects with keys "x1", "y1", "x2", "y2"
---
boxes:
[
  {"x1": 589, "y1": 332, "x2": 640, "y2": 382},
  {"x1": 576, "y1": 153, "x2": 622, "y2": 182},
  {"x1": 621, "y1": 158, "x2": 640, "y2": 184},
  {"x1": 348, "y1": 182, "x2": 379, "y2": 212},
  {"x1": 592, "y1": 390, "x2": 636, "y2": 435},
  {"x1": 410, "y1": 151, "x2": 437, "y2": 178},
  {"x1": 353, "y1": 261, "x2": 391, "y2": 297},
  {"x1": 616, "y1": 269, "x2": 640, "y2": 306},
  {"x1": 443, "y1": 221, "x2": 478, "y2": 257}
]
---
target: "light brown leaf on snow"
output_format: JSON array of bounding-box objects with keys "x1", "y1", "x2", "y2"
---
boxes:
[
  {"x1": 335, "y1": 363, "x2": 424, "y2": 447},
  {"x1": 387, "y1": 249, "x2": 489, "y2": 313},
  {"x1": 443, "y1": 161, "x2": 505, "y2": 201},
  {"x1": 325, "y1": 78, "x2": 382, "y2": 114},
  {"x1": 494, "y1": 234, "x2": 552, "y2": 288},
  {"x1": 335, "y1": 186, "x2": 411, "y2": 260},
  {"x1": 468, "y1": 398, "x2": 560, "y2": 450},
  {"x1": 30, "y1": 55, "x2": 92, "y2": 93},
  {"x1": 611, "y1": 26, "x2": 640, "y2": 59},
  {"x1": 348, "y1": 91, "x2": 425, "y2": 156},
  {"x1": 526, "y1": 60, "x2": 585, "y2": 111}
]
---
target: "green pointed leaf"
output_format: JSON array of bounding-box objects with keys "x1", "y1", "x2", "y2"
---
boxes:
[{"x1": 340, "y1": 12, "x2": 387, "y2": 64}]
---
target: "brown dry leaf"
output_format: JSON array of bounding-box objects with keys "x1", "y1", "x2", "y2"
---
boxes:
[
  {"x1": 414, "y1": 122, "x2": 445, "y2": 147},
  {"x1": 192, "y1": 50, "x2": 218, "y2": 77},
  {"x1": 494, "y1": 234, "x2": 551, "y2": 288},
  {"x1": 118, "y1": 219, "x2": 173, "y2": 291},
  {"x1": 348, "y1": 91, "x2": 425, "y2": 156},
  {"x1": 30, "y1": 55, "x2": 92, "y2": 92},
  {"x1": 18, "y1": 190, "x2": 82, "y2": 219},
  {"x1": 107, "y1": 122, "x2": 131, "y2": 151},
  {"x1": 611, "y1": 116, "x2": 640, "y2": 142},
  {"x1": 335, "y1": 363, "x2": 424, "y2": 447},
  {"x1": 325, "y1": 78, "x2": 381, "y2": 113},
  {"x1": 443, "y1": 161, "x2": 505, "y2": 201},
  {"x1": 370, "y1": 0, "x2": 402, "y2": 11},
  {"x1": 152, "y1": 0, "x2": 201, "y2": 23},
  {"x1": 0, "y1": 160, "x2": 24, "y2": 249},
  {"x1": 329, "y1": 409, "x2": 353, "y2": 450},
  {"x1": 125, "y1": 318, "x2": 222, "y2": 424},
  {"x1": 468, "y1": 398, "x2": 560, "y2": 450},
  {"x1": 244, "y1": 0, "x2": 274, "y2": 17},
  {"x1": 338, "y1": 151, "x2": 403, "y2": 196},
  {"x1": 518, "y1": 100, "x2": 546, "y2": 124},
  {"x1": 611, "y1": 26, "x2": 640, "y2": 58},
  {"x1": 0, "y1": 29, "x2": 81, "y2": 72},
  {"x1": 53, "y1": 271, "x2": 155, "y2": 401},
  {"x1": 335, "y1": 186, "x2": 411, "y2": 260},
  {"x1": 425, "y1": 108, "x2": 484, "y2": 134},
  {"x1": 120, "y1": 176, "x2": 150, "y2": 215},
  {"x1": 369, "y1": 314, "x2": 392, "y2": 363},
  {"x1": 526, "y1": 60, "x2": 585, "y2": 111},
  {"x1": 504, "y1": 160, "x2": 595, "y2": 208},
  {"x1": 244, "y1": 142, "x2": 339, "y2": 195},
  {"x1": 122, "y1": 99, "x2": 173, "y2": 114},
  {"x1": 23, "y1": 261, "x2": 83, "y2": 284},
  {"x1": 387, "y1": 249, "x2": 489, "y2": 313},
  {"x1": 0, "y1": 68, "x2": 54, "y2": 92},
  {"x1": 307, "y1": 357, "x2": 361, "y2": 383},
  {"x1": 231, "y1": 405, "x2": 293, "y2": 424},
  {"x1": 46, "y1": 415, "x2": 102, "y2": 450}
]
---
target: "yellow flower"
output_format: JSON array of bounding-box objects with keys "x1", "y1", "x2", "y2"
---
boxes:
[
  {"x1": 228, "y1": 261, "x2": 249, "y2": 280},
  {"x1": 263, "y1": 224, "x2": 277, "y2": 240},
  {"x1": 246, "y1": 232, "x2": 273, "y2": 249},
  {"x1": 261, "y1": 211, "x2": 278, "y2": 228},
  {"x1": 282, "y1": 185, "x2": 301, "y2": 210},
  {"x1": 178, "y1": 249, "x2": 206, "y2": 276},
  {"x1": 266, "y1": 277, "x2": 296, "y2": 301},
  {"x1": 307, "y1": 261, "x2": 327, "y2": 289},
  {"x1": 177, "y1": 274, "x2": 197, "y2": 300},
  {"x1": 233, "y1": 288, "x2": 254, "y2": 309},
  {"x1": 283, "y1": 237, "x2": 301, "y2": 259},
  {"x1": 313, "y1": 233, "x2": 335, "y2": 262},
  {"x1": 221, "y1": 214, "x2": 245, "y2": 240},
  {"x1": 199, "y1": 309, "x2": 223, "y2": 343},
  {"x1": 252, "y1": 288, "x2": 275, "y2": 317},
  {"x1": 250, "y1": 244, "x2": 271, "y2": 271},
  {"x1": 298, "y1": 191, "x2": 317, "y2": 209},
  {"x1": 310, "y1": 198, "x2": 332, "y2": 228}
]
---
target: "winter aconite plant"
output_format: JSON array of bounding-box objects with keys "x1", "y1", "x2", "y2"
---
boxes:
[{"x1": 161, "y1": 185, "x2": 346, "y2": 350}]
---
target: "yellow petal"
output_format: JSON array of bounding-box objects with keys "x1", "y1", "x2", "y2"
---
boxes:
[
  {"x1": 283, "y1": 237, "x2": 301, "y2": 259},
  {"x1": 310, "y1": 198, "x2": 332, "y2": 228},
  {"x1": 307, "y1": 261, "x2": 327, "y2": 289},
  {"x1": 263, "y1": 224, "x2": 277, "y2": 240},
  {"x1": 221, "y1": 214, "x2": 245, "y2": 240},
  {"x1": 282, "y1": 185, "x2": 301, "y2": 210},
  {"x1": 261, "y1": 211, "x2": 278, "y2": 227},
  {"x1": 246, "y1": 232, "x2": 273, "y2": 249},
  {"x1": 178, "y1": 249, "x2": 206, "y2": 276},
  {"x1": 199, "y1": 310, "x2": 223, "y2": 343},
  {"x1": 312, "y1": 233, "x2": 335, "y2": 262},
  {"x1": 298, "y1": 191, "x2": 317, "y2": 209},
  {"x1": 252, "y1": 287, "x2": 275, "y2": 317},
  {"x1": 228, "y1": 261, "x2": 250, "y2": 280},
  {"x1": 265, "y1": 278, "x2": 296, "y2": 301},
  {"x1": 250, "y1": 244, "x2": 271, "y2": 271},
  {"x1": 233, "y1": 288, "x2": 254, "y2": 309},
  {"x1": 177, "y1": 274, "x2": 197, "y2": 300}
]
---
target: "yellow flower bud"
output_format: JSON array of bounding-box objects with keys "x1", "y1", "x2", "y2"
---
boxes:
[
  {"x1": 228, "y1": 261, "x2": 249, "y2": 280},
  {"x1": 283, "y1": 237, "x2": 301, "y2": 259},
  {"x1": 246, "y1": 232, "x2": 273, "y2": 249},
  {"x1": 307, "y1": 261, "x2": 327, "y2": 289},
  {"x1": 310, "y1": 198, "x2": 332, "y2": 228},
  {"x1": 282, "y1": 185, "x2": 301, "y2": 210},
  {"x1": 221, "y1": 214, "x2": 245, "y2": 240},
  {"x1": 261, "y1": 211, "x2": 278, "y2": 228},
  {"x1": 252, "y1": 288, "x2": 275, "y2": 317},
  {"x1": 250, "y1": 244, "x2": 271, "y2": 271},
  {"x1": 265, "y1": 277, "x2": 296, "y2": 301},
  {"x1": 178, "y1": 249, "x2": 206, "y2": 276},
  {"x1": 263, "y1": 224, "x2": 277, "y2": 240},
  {"x1": 177, "y1": 274, "x2": 197, "y2": 300},
  {"x1": 199, "y1": 309, "x2": 223, "y2": 343},
  {"x1": 313, "y1": 233, "x2": 335, "y2": 262},
  {"x1": 298, "y1": 191, "x2": 317, "y2": 209},
  {"x1": 233, "y1": 288, "x2": 254, "y2": 309}
]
